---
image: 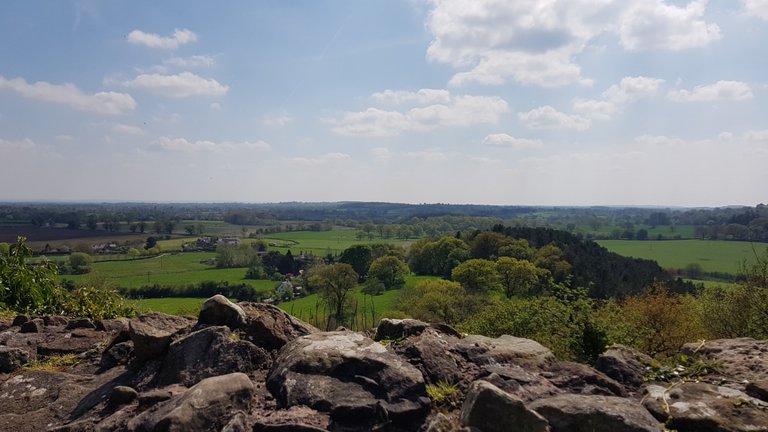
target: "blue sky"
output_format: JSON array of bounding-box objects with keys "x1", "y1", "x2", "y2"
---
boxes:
[{"x1": 1, "y1": 0, "x2": 767, "y2": 206}]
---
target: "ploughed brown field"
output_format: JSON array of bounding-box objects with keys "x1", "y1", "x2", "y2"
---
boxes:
[{"x1": 0, "y1": 224, "x2": 144, "y2": 248}]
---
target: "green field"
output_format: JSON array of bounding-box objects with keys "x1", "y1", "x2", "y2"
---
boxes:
[
  {"x1": 261, "y1": 229, "x2": 415, "y2": 256},
  {"x1": 60, "y1": 252, "x2": 278, "y2": 291},
  {"x1": 597, "y1": 240, "x2": 765, "y2": 274},
  {"x1": 130, "y1": 297, "x2": 207, "y2": 315},
  {"x1": 578, "y1": 224, "x2": 696, "y2": 239}
]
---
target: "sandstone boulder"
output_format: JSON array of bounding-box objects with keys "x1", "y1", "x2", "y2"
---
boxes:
[
  {"x1": 530, "y1": 394, "x2": 662, "y2": 432},
  {"x1": 643, "y1": 382, "x2": 768, "y2": 432},
  {"x1": 156, "y1": 325, "x2": 269, "y2": 387},
  {"x1": 238, "y1": 302, "x2": 317, "y2": 350},
  {"x1": 198, "y1": 294, "x2": 247, "y2": 330},
  {"x1": 595, "y1": 344, "x2": 653, "y2": 388},
  {"x1": 128, "y1": 312, "x2": 193, "y2": 362},
  {"x1": 460, "y1": 380, "x2": 550, "y2": 432},
  {"x1": 128, "y1": 372, "x2": 255, "y2": 431},
  {"x1": 456, "y1": 334, "x2": 556, "y2": 370},
  {"x1": 0, "y1": 346, "x2": 30, "y2": 372},
  {"x1": 267, "y1": 331, "x2": 430, "y2": 429}
]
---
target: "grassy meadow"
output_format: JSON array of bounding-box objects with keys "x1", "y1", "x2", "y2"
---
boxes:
[{"x1": 597, "y1": 239, "x2": 764, "y2": 274}]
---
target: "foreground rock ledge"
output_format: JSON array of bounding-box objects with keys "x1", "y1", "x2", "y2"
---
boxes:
[{"x1": 267, "y1": 331, "x2": 431, "y2": 429}]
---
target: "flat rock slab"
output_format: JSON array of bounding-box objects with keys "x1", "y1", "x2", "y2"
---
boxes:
[
  {"x1": 238, "y1": 302, "x2": 317, "y2": 350},
  {"x1": 128, "y1": 312, "x2": 193, "y2": 362},
  {"x1": 681, "y1": 338, "x2": 768, "y2": 385},
  {"x1": 267, "y1": 331, "x2": 430, "y2": 429},
  {"x1": 457, "y1": 335, "x2": 556, "y2": 370},
  {"x1": 644, "y1": 382, "x2": 768, "y2": 432},
  {"x1": 530, "y1": 394, "x2": 662, "y2": 432},
  {"x1": 460, "y1": 380, "x2": 550, "y2": 432}
]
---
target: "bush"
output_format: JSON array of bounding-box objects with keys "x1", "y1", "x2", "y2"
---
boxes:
[
  {"x1": 0, "y1": 237, "x2": 69, "y2": 314},
  {"x1": 397, "y1": 280, "x2": 482, "y2": 326}
]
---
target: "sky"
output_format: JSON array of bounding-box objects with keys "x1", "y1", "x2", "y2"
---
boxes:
[{"x1": 1, "y1": 0, "x2": 767, "y2": 207}]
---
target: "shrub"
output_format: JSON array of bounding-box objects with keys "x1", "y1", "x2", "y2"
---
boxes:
[{"x1": 0, "y1": 237, "x2": 69, "y2": 315}]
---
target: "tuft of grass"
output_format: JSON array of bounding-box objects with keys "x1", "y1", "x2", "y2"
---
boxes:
[
  {"x1": 23, "y1": 354, "x2": 81, "y2": 371},
  {"x1": 426, "y1": 381, "x2": 461, "y2": 409}
]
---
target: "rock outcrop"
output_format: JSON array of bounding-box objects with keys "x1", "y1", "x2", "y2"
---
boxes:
[{"x1": 1, "y1": 298, "x2": 768, "y2": 432}]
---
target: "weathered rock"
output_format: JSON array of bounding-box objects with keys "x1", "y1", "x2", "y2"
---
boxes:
[
  {"x1": 530, "y1": 394, "x2": 662, "y2": 432},
  {"x1": 543, "y1": 361, "x2": 627, "y2": 397},
  {"x1": 643, "y1": 382, "x2": 768, "y2": 432},
  {"x1": 108, "y1": 385, "x2": 138, "y2": 407},
  {"x1": 65, "y1": 318, "x2": 96, "y2": 330},
  {"x1": 128, "y1": 312, "x2": 192, "y2": 362},
  {"x1": 100, "y1": 341, "x2": 133, "y2": 370},
  {"x1": 747, "y1": 380, "x2": 768, "y2": 401},
  {"x1": 20, "y1": 318, "x2": 44, "y2": 333},
  {"x1": 681, "y1": 338, "x2": 768, "y2": 384},
  {"x1": 127, "y1": 372, "x2": 255, "y2": 432},
  {"x1": 0, "y1": 346, "x2": 31, "y2": 372},
  {"x1": 198, "y1": 294, "x2": 248, "y2": 330},
  {"x1": 238, "y1": 302, "x2": 317, "y2": 350},
  {"x1": 43, "y1": 315, "x2": 69, "y2": 327},
  {"x1": 397, "y1": 329, "x2": 465, "y2": 385},
  {"x1": 456, "y1": 334, "x2": 556, "y2": 370},
  {"x1": 425, "y1": 413, "x2": 459, "y2": 432},
  {"x1": 156, "y1": 325, "x2": 269, "y2": 387},
  {"x1": 267, "y1": 331, "x2": 430, "y2": 429},
  {"x1": 460, "y1": 380, "x2": 550, "y2": 432},
  {"x1": 374, "y1": 318, "x2": 430, "y2": 341},
  {"x1": 11, "y1": 315, "x2": 31, "y2": 327},
  {"x1": 253, "y1": 405, "x2": 331, "y2": 432},
  {"x1": 595, "y1": 344, "x2": 653, "y2": 388},
  {"x1": 476, "y1": 365, "x2": 561, "y2": 402},
  {"x1": 222, "y1": 411, "x2": 251, "y2": 432},
  {"x1": 95, "y1": 318, "x2": 129, "y2": 333},
  {"x1": 37, "y1": 329, "x2": 110, "y2": 357}
]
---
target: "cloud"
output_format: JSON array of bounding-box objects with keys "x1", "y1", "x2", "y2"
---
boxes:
[
  {"x1": 164, "y1": 55, "x2": 215, "y2": 68},
  {"x1": 423, "y1": 0, "x2": 721, "y2": 87},
  {"x1": 742, "y1": 0, "x2": 768, "y2": 20},
  {"x1": 127, "y1": 29, "x2": 198, "y2": 49},
  {"x1": 518, "y1": 106, "x2": 591, "y2": 130},
  {"x1": 263, "y1": 113, "x2": 294, "y2": 127},
  {"x1": 574, "y1": 76, "x2": 664, "y2": 120},
  {"x1": 618, "y1": 0, "x2": 721, "y2": 51},
  {"x1": 0, "y1": 75, "x2": 136, "y2": 115},
  {"x1": 331, "y1": 90, "x2": 508, "y2": 137},
  {"x1": 113, "y1": 124, "x2": 145, "y2": 136},
  {"x1": 482, "y1": 134, "x2": 543, "y2": 149},
  {"x1": 371, "y1": 89, "x2": 451, "y2": 105},
  {"x1": 0, "y1": 137, "x2": 35, "y2": 151},
  {"x1": 289, "y1": 152, "x2": 352, "y2": 166},
  {"x1": 668, "y1": 80, "x2": 754, "y2": 102},
  {"x1": 123, "y1": 72, "x2": 229, "y2": 98},
  {"x1": 209, "y1": 102, "x2": 222, "y2": 110},
  {"x1": 371, "y1": 147, "x2": 451, "y2": 163},
  {"x1": 158, "y1": 137, "x2": 270, "y2": 153}
]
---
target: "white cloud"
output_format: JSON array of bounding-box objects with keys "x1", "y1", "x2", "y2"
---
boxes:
[
  {"x1": 482, "y1": 134, "x2": 543, "y2": 149},
  {"x1": 574, "y1": 76, "x2": 664, "y2": 120},
  {"x1": 668, "y1": 80, "x2": 754, "y2": 102},
  {"x1": 618, "y1": 0, "x2": 721, "y2": 51},
  {"x1": 744, "y1": 129, "x2": 768, "y2": 141},
  {"x1": 743, "y1": 0, "x2": 768, "y2": 20},
  {"x1": 123, "y1": 72, "x2": 229, "y2": 98},
  {"x1": 158, "y1": 137, "x2": 270, "y2": 153},
  {"x1": 423, "y1": 0, "x2": 721, "y2": 87},
  {"x1": 331, "y1": 90, "x2": 508, "y2": 137},
  {"x1": 113, "y1": 124, "x2": 145, "y2": 136},
  {"x1": 289, "y1": 152, "x2": 352, "y2": 166},
  {"x1": 0, "y1": 137, "x2": 35, "y2": 151},
  {"x1": 127, "y1": 29, "x2": 198, "y2": 49},
  {"x1": 371, "y1": 89, "x2": 451, "y2": 105},
  {"x1": 210, "y1": 102, "x2": 222, "y2": 110},
  {"x1": 263, "y1": 113, "x2": 294, "y2": 127},
  {"x1": 164, "y1": 55, "x2": 215, "y2": 68},
  {"x1": 0, "y1": 75, "x2": 136, "y2": 115},
  {"x1": 518, "y1": 106, "x2": 591, "y2": 131}
]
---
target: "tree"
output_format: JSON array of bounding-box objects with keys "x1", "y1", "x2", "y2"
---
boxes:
[
  {"x1": 534, "y1": 244, "x2": 572, "y2": 283},
  {"x1": 396, "y1": 279, "x2": 480, "y2": 325},
  {"x1": 368, "y1": 255, "x2": 409, "y2": 290},
  {"x1": 86, "y1": 215, "x2": 98, "y2": 231},
  {"x1": 69, "y1": 252, "x2": 93, "y2": 275},
  {"x1": 338, "y1": 245, "x2": 372, "y2": 280},
  {"x1": 470, "y1": 231, "x2": 509, "y2": 259},
  {"x1": 0, "y1": 237, "x2": 67, "y2": 314},
  {"x1": 496, "y1": 257, "x2": 548, "y2": 298},
  {"x1": 308, "y1": 263, "x2": 359, "y2": 329},
  {"x1": 451, "y1": 258, "x2": 501, "y2": 295},
  {"x1": 408, "y1": 236, "x2": 470, "y2": 278}
]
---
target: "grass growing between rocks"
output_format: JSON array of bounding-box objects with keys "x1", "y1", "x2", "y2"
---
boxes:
[
  {"x1": 23, "y1": 354, "x2": 80, "y2": 372},
  {"x1": 426, "y1": 381, "x2": 461, "y2": 410}
]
